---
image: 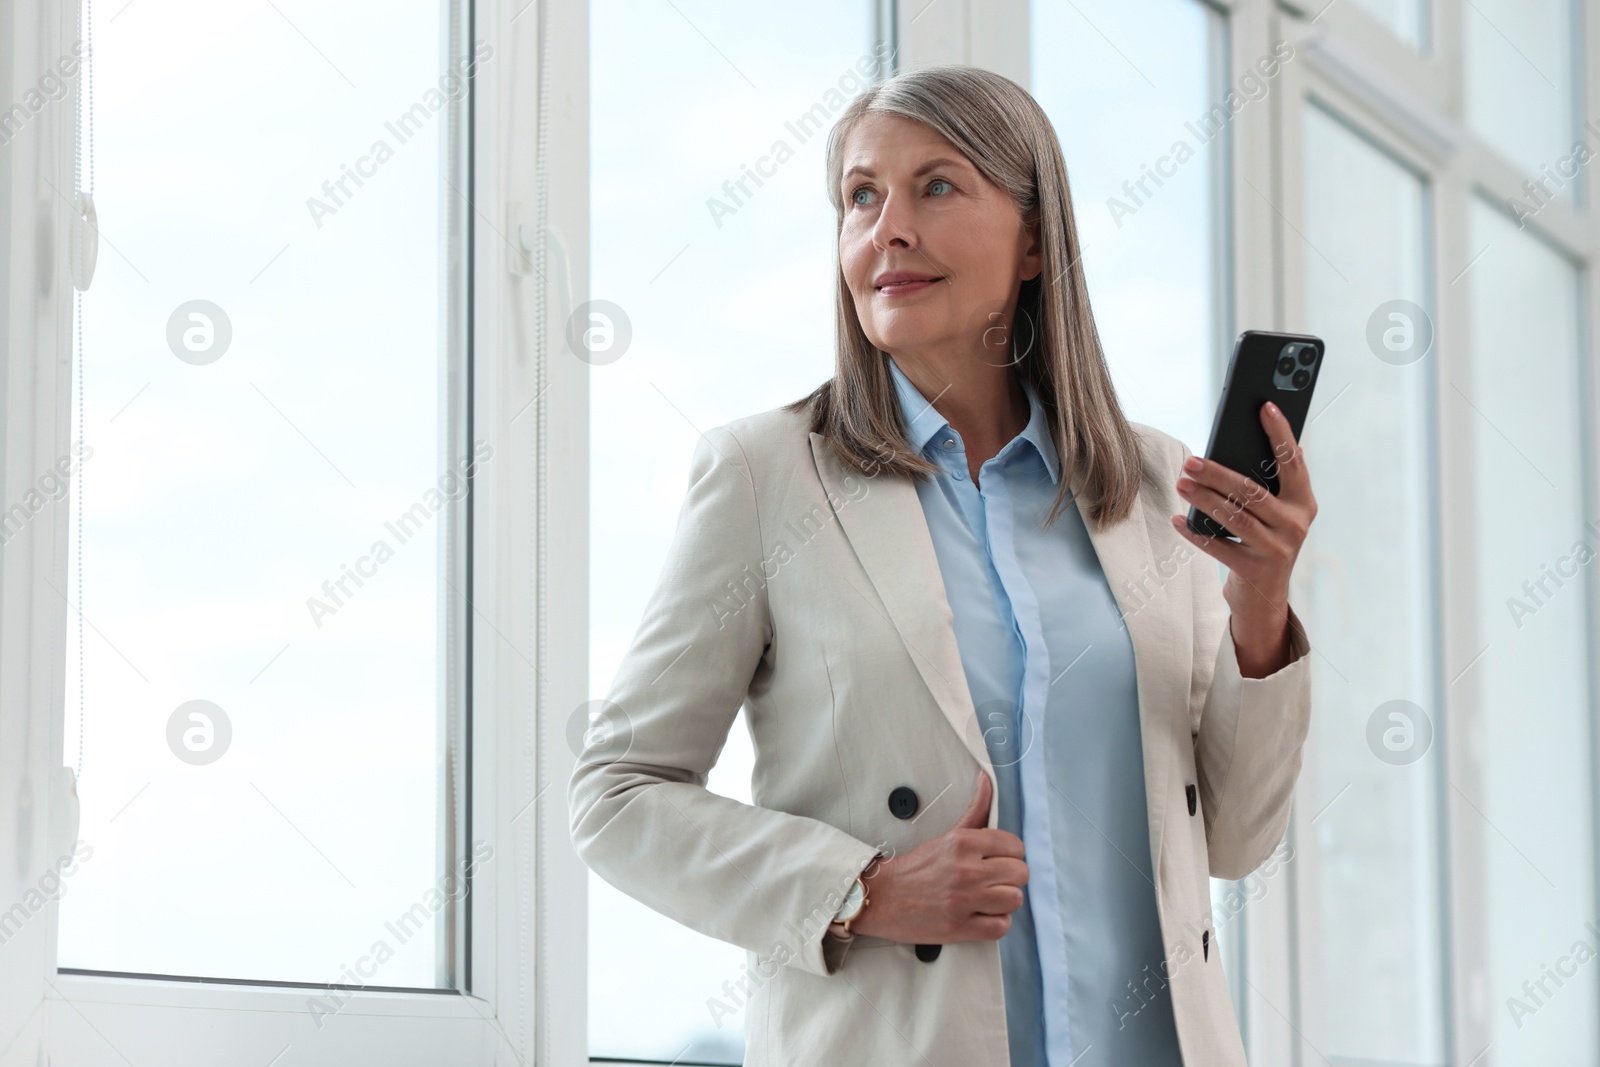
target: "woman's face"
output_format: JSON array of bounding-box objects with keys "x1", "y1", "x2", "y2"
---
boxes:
[{"x1": 838, "y1": 112, "x2": 1041, "y2": 362}]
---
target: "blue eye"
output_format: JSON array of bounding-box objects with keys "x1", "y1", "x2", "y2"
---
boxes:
[{"x1": 849, "y1": 179, "x2": 950, "y2": 206}]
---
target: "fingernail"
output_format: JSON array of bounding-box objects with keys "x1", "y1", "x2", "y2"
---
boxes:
[{"x1": 1183, "y1": 456, "x2": 1202, "y2": 472}]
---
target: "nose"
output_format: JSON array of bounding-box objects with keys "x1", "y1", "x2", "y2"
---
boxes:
[{"x1": 870, "y1": 186, "x2": 916, "y2": 252}]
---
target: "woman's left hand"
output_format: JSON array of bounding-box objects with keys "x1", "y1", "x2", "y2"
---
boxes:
[{"x1": 1168, "y1": 401, "x2": 1316, "y2": 679}]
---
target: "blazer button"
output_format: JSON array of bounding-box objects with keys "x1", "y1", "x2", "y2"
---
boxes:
[
  {"x1": 916, "y1": 943, "x2": 941, "y2": 962},
  {"x1": 888, "y1": 786, "x2": 919, "y2": 820},
  {"x1": 1186, "y1": 784, "x2": 1197, "y2": 817},
  {"x1": 1203, "y1": 929, "x2": 1210, "y2": 960}
]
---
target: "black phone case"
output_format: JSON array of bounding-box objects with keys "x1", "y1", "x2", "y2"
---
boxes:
[{"x1": 1186, "y1": 330, "x2": 1323, "y2": 540}]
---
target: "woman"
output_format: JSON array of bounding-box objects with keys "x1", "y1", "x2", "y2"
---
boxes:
[{"x1": 569, "y1": 64, "x2": 1314, "y2": 1067}]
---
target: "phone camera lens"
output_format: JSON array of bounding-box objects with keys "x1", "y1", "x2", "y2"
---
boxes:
[
  {"x1": 1292, "y1": 369, "x2": 1310, "y2": 388},
  {"x1": 1297, "y1": 346, "x2": 1317, "y2": 365},
  {"x1": 1277, "y1": 356, "x2": 1296, "y2": 375}
]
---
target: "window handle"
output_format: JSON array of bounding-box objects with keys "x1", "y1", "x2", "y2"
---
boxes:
[{"x1": 71, "y1": 190, "x2": 97, "y2": 292}]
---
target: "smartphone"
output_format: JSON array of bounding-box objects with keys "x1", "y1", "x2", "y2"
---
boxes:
[{"x1": 1186, "y1": 330, "x2": 1324, "y2": 540}]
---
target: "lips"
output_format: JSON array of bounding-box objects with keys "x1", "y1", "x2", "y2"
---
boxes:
[{"x1": 874, "y1": 271, "x2": 944, "y2": 292}]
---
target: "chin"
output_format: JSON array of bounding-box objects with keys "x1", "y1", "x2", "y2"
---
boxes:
[{"x1": 869, "y1": 330, "x2": 945, "y2": 357}]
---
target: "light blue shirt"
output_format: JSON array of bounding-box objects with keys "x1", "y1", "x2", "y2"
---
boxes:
[{"x1": 887, "y1": 356, "x2": 1184, "y2": 1067}]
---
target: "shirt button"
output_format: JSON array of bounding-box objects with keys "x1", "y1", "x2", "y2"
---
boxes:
[
  {"x1": 953, "y1": 470, "x2": 966, "y2": 480},
  {"x1": 941, "y1": 438, "x2": 955, "y2": 449}
]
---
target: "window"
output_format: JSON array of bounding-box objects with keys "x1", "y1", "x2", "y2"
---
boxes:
[
  {"x1": 1466, "y1": 196, "x2": 1597, "y2": 1064},
  {"x1": 1297, "y1": 100, "x2": 1447, "y2": 1063},
  {"x1": 1464, "y1": 0, "x2": 1579, "y2": 197},
  {"x1": 1281, "y1": 1, "x2": 1600, "y2": 1062},
  {"x1": 56, "y1": 0, "x2": 473, "y2": 988},
  {"x1": 1349, "y1": 0, "x2": 1430, "y2": 52},
  {"x1": 14, "y1": 0, "x2": 561, "y2": 1061}
]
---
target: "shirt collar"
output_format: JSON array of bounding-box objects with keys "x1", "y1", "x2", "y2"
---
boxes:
[{"x1": 885, "y1": 355, "x2": 1060, "y2": 485}]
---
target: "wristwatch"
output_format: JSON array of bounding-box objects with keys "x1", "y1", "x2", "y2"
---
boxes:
[{"x1": 827, "y1": 859, "x2": 877, "y2": 940}]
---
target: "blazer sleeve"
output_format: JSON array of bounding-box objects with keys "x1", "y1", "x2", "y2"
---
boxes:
[
  {"x1": 1177, "y1": 439, "x2": 1314, "y2": 881},
  {"x1": 567, "y1": 424, "x2": 885, "y2": 979}
]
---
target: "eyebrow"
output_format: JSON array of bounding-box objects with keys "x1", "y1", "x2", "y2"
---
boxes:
[{"x1": 841, "y1": 156, "x2": 970, "y2": 185}]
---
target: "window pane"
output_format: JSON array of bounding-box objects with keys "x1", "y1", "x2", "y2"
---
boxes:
[
  {"x1": 1465, "y1": 0, "x2": 1578, "y2": 200},
  {"x1": 1348, "y1": 0, "x2": 1428, "y2": 50},
  {"x1": 1030, "y1": 0, "x2": 1225, "y2": 455},
  {"x1": 1299, "y1": 103, "x2": 1446, "y2": 1063},
  {"x1": 1466, "y1": 197, "x2": 1599, "y2": 1065},
  {"x1": 57, "y1": 0, "x2": 470, "y2": 987},
  {"x1": 588, "y1": 2, "x2": 873, "y2": 1061}
]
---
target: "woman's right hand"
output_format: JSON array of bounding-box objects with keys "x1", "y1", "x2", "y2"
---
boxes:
[{"x1": 850, "y1": 770, "x2": 1028, "y2": 944}]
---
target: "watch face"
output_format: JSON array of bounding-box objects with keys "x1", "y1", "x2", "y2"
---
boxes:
[{"x1": 837, "y1": 877, "x2": 865, "y2": 921}]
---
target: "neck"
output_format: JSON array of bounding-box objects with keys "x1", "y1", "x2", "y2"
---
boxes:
[{"x1": 891, "y1": 343, "x2": 1029, "y2": 474}]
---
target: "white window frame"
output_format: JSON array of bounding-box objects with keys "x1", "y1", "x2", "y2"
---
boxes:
[
  {"x1": 1240, "y1": 0, "x2": 1600, "y2": 1063},
  {"x1": 1, "y1": 0, "x2": 592, "y2": 1063}
]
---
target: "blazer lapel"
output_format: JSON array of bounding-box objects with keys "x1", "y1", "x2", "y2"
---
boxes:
[
  {"x1": 809, "y1": 433, "x2": 997, "y2": 797},
  {"x1": 810, "y1": 430, "x2": 1174, "y2": 871}
]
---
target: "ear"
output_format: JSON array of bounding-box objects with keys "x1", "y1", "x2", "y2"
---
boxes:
[{"x1": 1019, "y1": 214, "x2": 1043, "y2": 283}]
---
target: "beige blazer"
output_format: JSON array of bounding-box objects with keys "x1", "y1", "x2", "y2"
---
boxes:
[{"x1": 567, "y1": 401, "x2": 1312, "y2": 1066}]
